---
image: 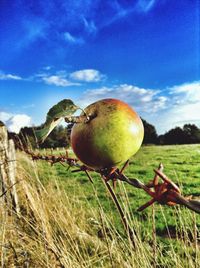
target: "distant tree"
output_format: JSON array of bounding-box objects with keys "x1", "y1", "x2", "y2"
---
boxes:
[
  {"x1": 158, "y1": 134, "x2": 165, "y2": 145},
  {"x1": 18, "y1": 127, "x2": 37, "y2": 149},
  {"x1": 41, "y1": 125, "x2": 70, "y2": 148},
  {"x1": 160, "y1": 124, "x2": 200, "y2": 145},
  {"x1": 8, "y1": 118, "x2": 200, "y2": 149},
  {"x1": 161, "y1": 127, "x2": 187, "y2": 144},
  {"x1": 9, "y1": 125, "x2": 70, "y2": 150},
  {"x1": 142, "y1": 119, "x2": 158, "y2": 144},
  {"x1": 182, "y1": 124, "x2": 200, "y2": 144}
]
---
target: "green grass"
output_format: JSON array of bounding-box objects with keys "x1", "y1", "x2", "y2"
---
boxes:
[
  {"x1": 37, "y1": 144, "x2": 200, "y2": 232},
  {"x1": 35, "y1": 144, "x2": 200, "y2": 266},
  {"x1": 1, "y1": 144, "x2": 200, "y2": 267}
]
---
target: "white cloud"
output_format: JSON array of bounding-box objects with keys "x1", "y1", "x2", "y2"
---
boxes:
[
  {"x1": 43, "y1": 66, "x2": 52, "y2": 71},
  {"x1": 152, "y1": 103, "x2": 200, "y2": 135},
  {"x1": 77, "y1": 84, "x2": 166, "y2": 114},
  {"x1": 83, "y1": 18, "x2": 97, "y2": 34},
  {"x1": 37, "y1": 69, "x2": 105, "y2": 86},
  {"x1": 63, "y1": 32, "x2": 84, "y2": 45},
  {"x1": 154, "y1": 81, "x2": 200, "y2": 133},
  {"x1": 0, "y1": 112, "x2": 13, "y2": 121},
  {"x1": 136, "y1": 0, "x2": 156, "y2": 13},
  {"x1": 0, "y1": 112, "x2": 32, "y2": 133},
  {"x1": 42, "y1": 75, "x2": 80, "y2": 87},
  {"x1": 0, "y1": 72, "x2": 22, "y2": 80},
  {"x1": 169, "y1": 81, "x2": 200, "y2": 104},
  {"x1": 7, "y1": 115, "x2": 32, "y2": 133},
  {"x1": 77, "y1": 81, "x2": 200, "y2": 134},
  {"x1": 70, "y1": 69, "x2": 105, "y2": 82}
]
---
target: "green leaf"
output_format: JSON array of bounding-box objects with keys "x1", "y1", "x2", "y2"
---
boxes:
[{"x1": 35, "y1": 99, "x2": 78, "y2": 143}]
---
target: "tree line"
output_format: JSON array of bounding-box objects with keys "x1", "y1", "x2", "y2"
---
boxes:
[
  {"x1": 8, "y1": 119, "x2": 200, "y2": 149},
  {"x1": 142, "y1": 120, "x2": 200, "y2": 145}
]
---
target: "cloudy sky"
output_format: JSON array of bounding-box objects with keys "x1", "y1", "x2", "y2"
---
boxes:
[{"x1": 0, "y1": 0, "x2": 199, "y2": 134}]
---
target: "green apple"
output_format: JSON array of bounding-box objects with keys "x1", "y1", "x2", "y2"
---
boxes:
[{"x1": 71, "y1": 98, "x2": 144, "y2": 170}]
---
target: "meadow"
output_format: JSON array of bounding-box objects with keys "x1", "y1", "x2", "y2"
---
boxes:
[{"x1": 1, "y1": 144, "x2": 200, "y2": 267}]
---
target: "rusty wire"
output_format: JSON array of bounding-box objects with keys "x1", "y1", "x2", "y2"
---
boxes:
[{"x1": 24, "y1": 149, "x2": 200, "y2": 214}]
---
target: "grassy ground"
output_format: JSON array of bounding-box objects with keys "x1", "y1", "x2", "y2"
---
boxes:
[{"x1": 1, "y1": 144, "x2": 200, "y2": 267}]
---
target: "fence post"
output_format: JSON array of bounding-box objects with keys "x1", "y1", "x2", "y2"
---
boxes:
[{"x1": 0, "y1": 121, "x2": 20, "y2": 215}]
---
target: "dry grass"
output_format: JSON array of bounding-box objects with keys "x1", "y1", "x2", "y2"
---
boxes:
[{"x1": 0, "y1": 148, "x2": 200, "y2": 267}]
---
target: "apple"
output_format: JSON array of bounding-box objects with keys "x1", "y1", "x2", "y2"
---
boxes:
[{"x1": 70, "y1": 98, "x2": 144, "y2": 170}]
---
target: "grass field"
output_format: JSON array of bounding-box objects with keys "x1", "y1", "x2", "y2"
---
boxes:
[{"x1": 1, "y1": 144, "x2": 200, "y2": 267}]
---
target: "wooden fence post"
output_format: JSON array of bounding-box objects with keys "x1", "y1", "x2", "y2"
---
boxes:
[{"x1": 0, "y1": 121, "x2": 20, "y2": 215}]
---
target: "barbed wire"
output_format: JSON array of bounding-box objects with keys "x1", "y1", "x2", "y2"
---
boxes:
[{"x1": 23, "y1": 148, "x2": 200, "y2": 214}]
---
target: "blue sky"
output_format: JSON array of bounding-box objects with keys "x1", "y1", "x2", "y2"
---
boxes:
[{"x1": 0, "y1": 0, "x2": 199, "y2": 134}]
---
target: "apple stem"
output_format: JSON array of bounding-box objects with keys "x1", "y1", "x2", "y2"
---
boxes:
[
  {"x1": 65, "y1": 115, "x2": 89, "y2": 124},
  {"x1": 65, "y1": 113, "x2": 96, "y2": 124},
  {"x1": 78, "y1": 107, "x2": 90, "y2": 121}
]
